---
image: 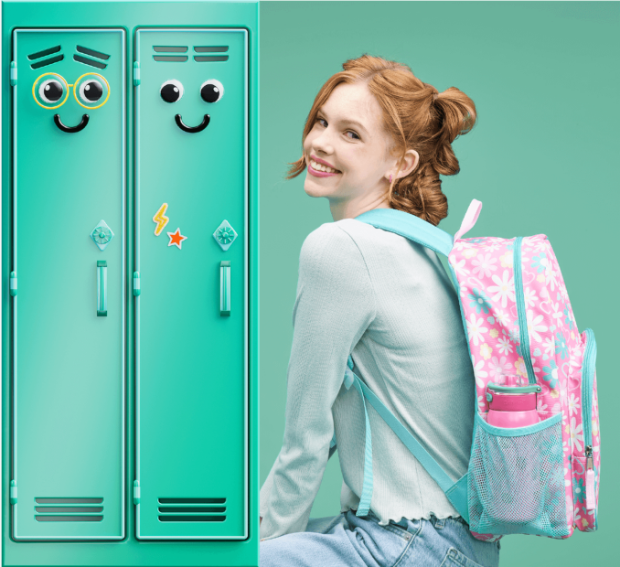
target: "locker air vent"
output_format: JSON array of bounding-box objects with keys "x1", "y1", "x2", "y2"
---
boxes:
[
  {"x1": 153, "y1": 46, "x2": 188, "y2": 62},
  {"x1": 73, "y1": 45, "x2": 110, "y2": 69},
  {"x1": 27, "y1": 45, "x2": 63, "y2": 69},
  {"x1": 194, "y1": 46, "x2": 229, "y2": 62},
  {"x1": 157, "y1": 497, "x2": 226, "y2": 522},
  {"x1": 34, "y1": 497, "x2": 104, "y2": 522}
]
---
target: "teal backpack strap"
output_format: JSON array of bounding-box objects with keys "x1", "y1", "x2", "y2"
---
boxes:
[
  {"x1": 354, "y1": 208, "x2": 453, "y2": 258},
  {"x1": 344, "y1": 357, "x2": 469, "y2": 522},
  {"x1": 344, "y1": 356, "x2": 374, "y2": 516}
]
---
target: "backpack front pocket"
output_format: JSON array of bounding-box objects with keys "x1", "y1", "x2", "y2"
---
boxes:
[{"x1": 468, "y1": 412, "x2": 570, "y2": 538}]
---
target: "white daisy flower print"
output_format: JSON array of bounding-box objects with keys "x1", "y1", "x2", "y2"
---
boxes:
[
  {"x1": 497, "y1": 337, "x2": 513, "y2": 355},
  {"x1": 467, "y1": 313, "x2": 488, "y2": 346},
  {"x1": 471, "y1": 253, "x2": 498, "y2": 278},
  {"x1": 453, "y1": 240, "x2": 474, "y2": 251},
  {"x1": 569, "y1": 417, "x2": 584, "y2": 453},
  {"x1": 489, "y1": 356, "x2": 512, "y2": 380},
  {"x1": 526, "y1": 309, "x2": 548, "y2": 343},
  {"x1": 568, "y1": 393, "x2": 581, "y2": 417},
  {"x1": 494, "y1": 309, "x2": 510, "y2": 327},
  {"x1": 523, "y1": 287, "x2": 538, "y2": 308},
  {"x1": 543, "y1": 336, "x2": 555, "y2": 357},
  {"x1": 537, "y1": 398, "x2": 549, "y2": 416},
  {"x1": 472, "y1": 358, "x2": 488, "y2": 388},
  {"x1": 488, "y1": 270, "x2": 515, "y2": 308},
  {"x1": 451, "y1": 257, "x2": 470, "y2": 277}
]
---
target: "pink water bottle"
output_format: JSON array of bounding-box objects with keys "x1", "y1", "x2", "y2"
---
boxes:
[
  {"x1": 486, "y1": 374, "x2": 542, "y2": 428},
  {"x1": 484, "y1": 375, "x2": 543, "y2": 525}
]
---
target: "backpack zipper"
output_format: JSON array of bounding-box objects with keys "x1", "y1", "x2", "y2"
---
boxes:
[
  {"x1": 513, "y1": 237, "x2": 537, "y2": 385},
  {"x1": 581, "y1": 328, "x2": 597, "y2": 511}
]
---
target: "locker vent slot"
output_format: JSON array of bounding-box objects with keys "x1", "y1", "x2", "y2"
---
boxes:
[
  {"x1": 73, "y1": 54, "x2": 107, "y2": 70},
  {"x1": 76, "y1": 45, "x2": 110, "y2": 61},
  {"x1": 194, "y1": 46, "x2": 229, "y2": 53},
  {"x1": 31, "y1": 55, "x2": 64, "y2": 70},
  {"x1": 158, "y1": 497, "x2": 226, "y2": 522},
  {"x1": 154, "y1": 56, "x2": 188, "y2": 62},
  {"x1": 34, "y1": 497, "x2": 104, "y2": 522},
  {"x1": 27, "y1": 46, "x2": 61, "y2": 60},
  {"x1": 154, "y1": 46, "x2": 188, "y2": 53},
  {"x1": 194, "y1": 56, "x2": 229, "y2": 62}
]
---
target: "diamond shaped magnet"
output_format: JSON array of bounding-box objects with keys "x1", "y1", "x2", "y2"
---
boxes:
[
  {"x1": 90, "y1": 220, "x2": 114, "y2": 251},
  {"x1": 213, "y1": 220, "x2": 238, "y2": 251}
]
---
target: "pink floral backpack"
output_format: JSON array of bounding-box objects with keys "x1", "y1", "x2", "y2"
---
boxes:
[{"x1": 344, "y1": 199, "x2": 600, "y2": 541}]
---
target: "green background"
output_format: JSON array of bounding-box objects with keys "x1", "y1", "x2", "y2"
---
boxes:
[{"x1": 259, "y1": 1, "x2": 619, "y2": 565}]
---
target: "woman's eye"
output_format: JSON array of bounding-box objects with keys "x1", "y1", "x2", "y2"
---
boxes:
[
  {"x1": 317, "y1": 118, "x2": 327, "y2": 127},
  {"x1": 39, "y1": 79, "x2": 64, "y2": 103},
  {"x1": 346, "y1": 131, "x2": 360, "y2": 140},
  {"x1": 160, "y1": 80, "x2": 184, "y2": 103},
  {"x1": 79, "y1": 80, "x2": 103, "y2": 103},
  {"x1": 200, "y1": 79, "x2": 224, "y2": 103}
]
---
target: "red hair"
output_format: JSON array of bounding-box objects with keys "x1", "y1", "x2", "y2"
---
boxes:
[{"x1": 287, "y1": 54, "x2": 477, "y2": 226}]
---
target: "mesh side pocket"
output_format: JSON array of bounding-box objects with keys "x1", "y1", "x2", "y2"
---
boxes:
[{"x1": 468, "y1": 413, "x2": 569, "y2": 538}]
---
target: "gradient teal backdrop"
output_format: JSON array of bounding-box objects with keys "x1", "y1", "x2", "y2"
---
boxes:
[{"x1": 260, "y1": 2, "x2": 619, "y2": 565}]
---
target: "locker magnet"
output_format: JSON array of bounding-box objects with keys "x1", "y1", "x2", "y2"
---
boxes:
[
  {"x1": 90, "y1": 220, "x2": 114, "y2": 251},
  {"x1": 153, "y1": 203, "x2": 169, "y2": 235},
  {"x1": 167, "y1": 228, "x2": 187, "y2": 249},
  {"x1": 213, "y1": 220, "x2": 237, "y2": 251}
]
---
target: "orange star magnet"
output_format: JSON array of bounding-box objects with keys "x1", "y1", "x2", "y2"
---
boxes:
[
  {"x1": 167, "y1": 228, "x2": 187, "y2": 249},
  {"x1": 153, "y1": 203, "x2": 169, "y2": 236}
]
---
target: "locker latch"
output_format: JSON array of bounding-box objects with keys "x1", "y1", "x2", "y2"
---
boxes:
[
  {"x1": 133, "y1": 480, "x2": 141, "y2": 505},
  {"x1": 133, "y1": 272, "x2": 141, "y2": 296},
  {"x1": 10, "y1": 480, "x2": 17, "y2": 504},
  {"x1": 133, "y1": 61, "x2": 140, "y2": 86},
  {"x1": 9, "y1": 271, "x2": 17, "y2": 296},
  {"x1": 9, "y1": 62, "x2": 17, "y2": 86}
]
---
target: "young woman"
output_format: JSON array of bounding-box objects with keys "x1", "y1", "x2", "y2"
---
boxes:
[{"x1": 259, "y1": 54, "x2": 500, "y2": 567}]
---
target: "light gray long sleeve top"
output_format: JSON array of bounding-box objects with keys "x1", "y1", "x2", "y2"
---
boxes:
[{"x1": 259, "y1": 217, "x2": 476, "y2": 541}]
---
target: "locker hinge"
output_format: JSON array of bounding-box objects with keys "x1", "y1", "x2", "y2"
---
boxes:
[
  {"x1": 9, "y1": 271, "x2": 17, "y2": 296},
  {"x1": 133, "y1": 61, "x2": 140, "y2": 86},
  {"x1": 10, "y1": 480, "x2": 17, "y2": 504},
  {"x1": 133, "y1": 480, "x2": 140, "y2": 504},
  {"x1": 133, "y1": 271, "x2": 141, "y2": 296},
  {"x1": 10, "y1": 61, "x2": 17, "y2": 86}
]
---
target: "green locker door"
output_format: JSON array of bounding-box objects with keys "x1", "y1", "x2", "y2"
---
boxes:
[
  {"x1": 10, "y1": 29, "x2": 126, "y2": 540},
  {"x1": 135, "y1": 29, "x2": 248, "y2": 540}
]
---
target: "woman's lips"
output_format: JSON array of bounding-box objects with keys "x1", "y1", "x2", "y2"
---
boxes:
[{"x1": 308, "y1": 161, "x2": 341, "y2": 178}]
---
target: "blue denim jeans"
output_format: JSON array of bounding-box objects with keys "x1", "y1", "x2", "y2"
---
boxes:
[{"x1": 260, "y1": 510, "x2": 500, "y2": 567}]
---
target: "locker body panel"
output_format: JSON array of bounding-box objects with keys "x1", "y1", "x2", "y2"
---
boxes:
[
  {"x1": 135, "y1": 28, "x2": 248, "y2": 540},
  {"x1": 11, "y1": 29, "x2": 126, "y2": 541}
]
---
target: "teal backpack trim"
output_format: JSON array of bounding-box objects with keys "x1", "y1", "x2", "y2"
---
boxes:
[
  {"x1": 355, "y1": 208, "x2": 453, "y2": 258},
  {"x1": 513, "y1": 237, "x2": 537, "y2": 385}
]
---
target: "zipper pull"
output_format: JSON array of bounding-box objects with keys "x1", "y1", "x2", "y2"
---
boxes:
[{"x1": 585, "y1": 445, "x2": 595, "y2": 512}]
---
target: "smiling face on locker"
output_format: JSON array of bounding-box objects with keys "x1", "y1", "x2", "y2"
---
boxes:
[
  {"x1": 136, "y1": 29, "x2": 248, "y2": 540},
  {"x1": 159, "y1": 76, "x2": 224, "y2": 132},
  {"x1": 12, "y1": 30, "x2": 125, "y2": 541},
  {"x1": 29, "y1": 45, "x2": 114, "y2": 133}
]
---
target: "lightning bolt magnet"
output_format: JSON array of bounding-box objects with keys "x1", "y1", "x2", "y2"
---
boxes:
[{"x1": 153, "y1": 203, "x2": 169, "y2": 236}]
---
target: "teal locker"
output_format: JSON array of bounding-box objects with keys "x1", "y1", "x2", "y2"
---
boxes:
[
  {"x1": 10, "y1": 29, "x2": 126, "y2": 541},
  {"x1": 134, "y1": 28, "x2": 248, "y2": 540},
  {"x1": 3, "y1": 2, "x2": 259, "y2": 565}
]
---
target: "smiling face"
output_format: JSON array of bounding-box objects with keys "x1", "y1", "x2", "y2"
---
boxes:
[
  {"x1": 303, "y1": 81, "x2": 405, "y2": 219},
  {"x1": 158, "y1": 76, "x2": 225, "y2": 133}
]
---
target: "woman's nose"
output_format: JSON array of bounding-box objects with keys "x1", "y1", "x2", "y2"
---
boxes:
[{"x1": 311, "y1": 129, "x2": 334, "y2": 155}]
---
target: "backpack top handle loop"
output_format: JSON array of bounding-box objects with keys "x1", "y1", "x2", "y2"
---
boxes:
[{"x1": 454, "y1": 199, "x2": 483, "y2": 242}]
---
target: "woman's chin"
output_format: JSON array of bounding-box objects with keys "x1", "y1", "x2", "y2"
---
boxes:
[{"x1": 303, "y1": 177, "x2": 327, "y2": 198}]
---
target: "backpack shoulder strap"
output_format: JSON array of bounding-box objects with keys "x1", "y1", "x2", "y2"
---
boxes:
[{"x1": 354, "y1": 207, "x2": 453, "y2": 257}]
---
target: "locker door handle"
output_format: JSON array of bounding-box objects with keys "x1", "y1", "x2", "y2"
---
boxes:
[
  {"x1": 220, "y1": 261, "x2": 230, "y2": 316},
  {"x1": 97, "y1": 261, "x2": 107, "y2": 317}
]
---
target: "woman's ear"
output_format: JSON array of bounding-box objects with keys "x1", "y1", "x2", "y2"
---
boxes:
[{"x1": 395, "y1": 149, "x2": 420, "y2": 179}]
